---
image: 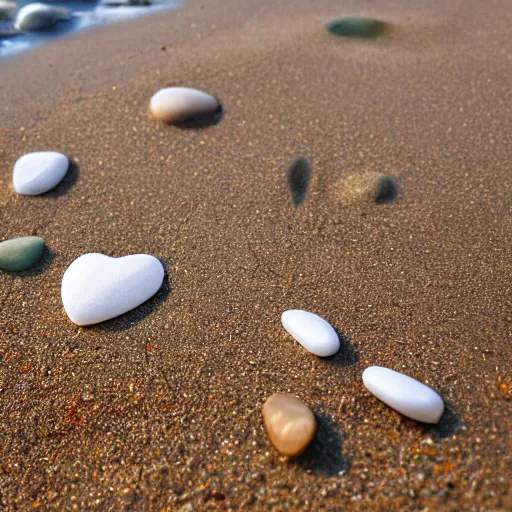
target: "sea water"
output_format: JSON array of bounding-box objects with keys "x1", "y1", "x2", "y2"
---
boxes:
[{"x1": 0, "y1": 0, "x2": 179, "y2": 59}]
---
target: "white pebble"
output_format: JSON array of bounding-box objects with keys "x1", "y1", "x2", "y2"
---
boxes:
[
  {"x1": 13, "y1": 151, "x2": 69, "y2": 195},
  {"x1": 362, "y1": 366, "x2": 444, "y2": 424},
  {"x1": 14, "y1": 3, "x2": 68, "y2": 31},
  {"x1": 281, "y1": 310, "x2": 340, "y2": 357},
  {"x1": 61, "y1": 253, "x2": 164, "y2": 326},
  {"x1": 149, "y1": 87, "x2": 219, "y2": 124}
]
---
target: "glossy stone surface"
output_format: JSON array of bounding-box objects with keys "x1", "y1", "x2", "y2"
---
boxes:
[
  {"x1": 149, "y1": 87, "x2": 219, "y2": 124},
  {"x1": 362, "y1": 366, "x2": 445, "y2": 424},
  {"x1": 263, "y1": 393, "x2": 317, "y2": 456},
  {"x1": 13, "y1": 151, "x2": 69, "y2": 195},
  {"x1": 326, "y1": 16, "x2": 384, "y2": 38},
  {"x1": 14, "y1": 3, "x2": 68, "y2": 31},
  {"x1": 0, "y1": 236, "x2": 45, "y2": 271},
  {"x1": 61, "y1": 253, "x2": 164, "y2": 326},
  {"x1": 281, "y1": 309, "x2": 340, "y2": 357}
]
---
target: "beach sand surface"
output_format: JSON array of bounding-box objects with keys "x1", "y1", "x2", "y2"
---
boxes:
[{"x1": 0, "y1": 0, "x2": 511, "y2": 509}]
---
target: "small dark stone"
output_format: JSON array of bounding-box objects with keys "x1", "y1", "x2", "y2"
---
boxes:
[
  {"x1": 288, "y1": 157, "x2": 312, "y2": 206},
  {"x1": 326, "y1": 16, "x2": 386, "y2": 38},
  {"x1": 0, "y1": 236, "x2": 45, "y2": 272}
]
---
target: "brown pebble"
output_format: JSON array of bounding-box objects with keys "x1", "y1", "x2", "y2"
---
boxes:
[{"x1": 262, "y1": 393, "x2": 317, "y2": 456}]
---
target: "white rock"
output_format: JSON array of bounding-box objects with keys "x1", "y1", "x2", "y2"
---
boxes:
[
  {"x1": 14, "y1": 3, "x2": 68, "y2": 31},
  {"x1": 61, "y1": 253, "x2": 164, "y2": 326},
  {"x1": 13, "y1": 151, "x2": 69, "y2": 195},
  {"x1": 149, "y1": 87, "x2": 219, "y2": 124},
  {"x1": 362, "y1": 366, "x2": 444, "y2": 424},
  {"x1": 281, "y1": 310, "x2": 340, "y2": 357}
]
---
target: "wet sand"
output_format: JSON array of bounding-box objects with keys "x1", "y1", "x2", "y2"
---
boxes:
[{"x1": 0, "y1": 0, "x2": 511, "y2": 509}]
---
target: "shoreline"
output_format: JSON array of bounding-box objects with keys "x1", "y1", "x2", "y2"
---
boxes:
[{"x1": 0, "y1": 0, "x2": 511, "y2": 509}]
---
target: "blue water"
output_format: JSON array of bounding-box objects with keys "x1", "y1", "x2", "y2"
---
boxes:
[{"x1": 0, "y1": 0, "x2": 179, "y2": 59}]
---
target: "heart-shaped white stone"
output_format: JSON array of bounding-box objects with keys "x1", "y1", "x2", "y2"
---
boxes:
[
  {"x1": 281, "y1": 309, "x2": 340, "y2": 357},
  {"x1": 362, "y1": 366, "x2": 444, "y2": 424},
  {"x1": 13, "y1": 151, "x2": 69, "y2": 195},
  {"x1": 61, "y1": 253, "x2": 164, "y2": 326}
]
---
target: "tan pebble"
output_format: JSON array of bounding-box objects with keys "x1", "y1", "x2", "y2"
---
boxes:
[
  {"x1": 149, "y1": 87, "x2": 219, "y2": 124},
  {"x1": 262, "y1": 393, "x2": 317, "y2": 456}
]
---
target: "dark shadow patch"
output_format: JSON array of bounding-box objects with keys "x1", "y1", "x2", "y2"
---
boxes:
[
  {"x1": 288, "y1": 157, "x2": 312, "y2": 206},
  {"x1": 16, "y1": 246, "x2": 56, "y2": 277},
  {"x1": 293, "y1": 413, "x2": 349, "y2": 477},
  {"x1": 322, "y1": 329, "x2": 358, "y2": 367},
  {"x1": 43, "y1": 160, "x2": 79, "y2": 198},
  {"x1": 422, "y1": 406, "x2": 462, "y2": 440},
  {"x1": 375, "y1": 175, "x2": 400, "y2": 204},
  {"x1": 92, "y1": 262, "x2": 171, "y2": 332},
  {"x1": 175, "y1": 105, "x2": 224, "y2": 129}
]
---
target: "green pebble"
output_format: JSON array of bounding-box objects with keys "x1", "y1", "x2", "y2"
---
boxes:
[
  {"x1": 0, "y1": 236, "x2": 45, "y2": 272},
  {"x1": 326, "y1": 16, "x2": 384, "y2": 38}
]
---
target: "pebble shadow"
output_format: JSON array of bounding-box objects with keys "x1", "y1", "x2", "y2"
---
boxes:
[
  {"x1": 175, "y1": 105, "x2": 224, "y2": 130},
  {"x1": 294, "y1": 413, "x2": 349, "y2": 476},
  {"x1": 375, "y1": 176, "x2": 400, "y2": 204},
  {"x1": 322, "y1": 329, "x2": 358, "y2": 367},
  {"x1": 288, "y1": 157, "x2": 312, "y2": 206},
  {"x1": 44, "y1": 160, "x2": 80, "y2": 198},
  {"x1": 422, "y1": 406, "x2": 462, "y2": 440},
  {"x1": 93, "y1": 262, "x2": 171, "y2": 332}
]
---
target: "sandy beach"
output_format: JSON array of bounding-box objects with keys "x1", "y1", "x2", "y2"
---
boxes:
[{"x1": 1, "y1": 0, "x2": 511, "y2": 509}]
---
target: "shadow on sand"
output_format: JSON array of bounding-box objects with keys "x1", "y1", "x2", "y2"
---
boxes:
[
  {"x1": 422, "y1": 406, "x2": 462, "y2": 440},
  {"x1": 293, "y1": 413, "x2": 349, "y2": 477},
  {"x1": 176, "y1": 105, "x2": 224, "y2": 129},
  {"x1": 321, "y1": 328, "x2": 358, "y2": 367}
]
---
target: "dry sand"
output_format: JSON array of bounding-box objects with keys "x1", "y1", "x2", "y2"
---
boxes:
[{"x1": 1, "y1": 0, "x2": 511, "y2": 510}]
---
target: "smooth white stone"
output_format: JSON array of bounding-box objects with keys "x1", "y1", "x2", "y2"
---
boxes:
[
  {"x1": 13, "y1": 151, "x2": 69, "y2": 195},
  {"x1": 149, "y1": 87, "x2": 219, "y2": 124},
  {"x1": 14, "y1": 3, "x2": 63, "y2": 30},
  {"x1": 281, "y1": 310, "x2": 340, "y2": 357},
  {"x1": 61, "y1": 253, "x2": 164, "y2": 326},
  {"x1": 362, "y1": 366, "x2": 444, "y2": 424}
]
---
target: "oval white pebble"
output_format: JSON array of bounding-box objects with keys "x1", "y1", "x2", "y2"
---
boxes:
[
  {"x1": 61, "y1": 253, "x2": 164, "y2": 326},
  {"x1": 13, "y1": 151, "x2": 69, "y2": 195},
  {"x1": 281, "y1": 310, "x2": 340, "y2": 357},
  {"x1": 14, "y1": 3, "x2": 58, "y2": 31},
  {"x1": 149, "y1": 87, "x2": 219, "y2": 124},
  {"x1": 362, "y1": 366, "x2": 444, "y2": 424}
]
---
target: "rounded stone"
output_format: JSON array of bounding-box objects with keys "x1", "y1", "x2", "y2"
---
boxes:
[
  {"x1": 362, "y1": 366, "x2": 445, "y2": 424},
  {"x1": 326, "y1": 16, "x2": 385, "y2": 38},
  {"x1": 262, "y1": 393, "x2": 317, "y2": 457},
  {"x1": 0, "y1": 236, "x2": 45, "y2": 272},
  {"x1": 13, "y1": 151, "x2": 69, "y2": 195},
  {"x1": 14, "y1": 3, "x2": 59, "y2": 31},
  {"x1": 149, "y1": 87, "x2": 219, "y2": 124},
  {"x1": 281, "y1": 309, "x2": 340, "y2": 357},
  {"x1": 61, "y1": 253, "x2": 164, "y2": 326}
]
